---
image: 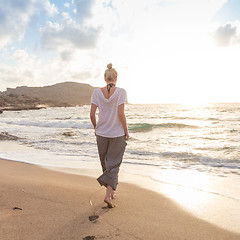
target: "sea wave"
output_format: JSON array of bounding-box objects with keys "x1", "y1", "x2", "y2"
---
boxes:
[
  {"x1": 128, "y1": 149, "x2": 198, "y2": 161},
  {"x1": 126, "y1": 149, "x2": 240, "y2": 173},
  {"x1": 128, "y1": 122, "x2": 199, "y2": 132},
  {"x1": 1, "y1": 119, "x2": 92, "y2": 129}
]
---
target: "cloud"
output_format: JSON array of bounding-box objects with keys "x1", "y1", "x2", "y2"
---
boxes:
[
  {"x1": 40, "y1": 21, "x2": 100, "y2": 51},
  {"x1": 39, "y1": 0, "x2": 100, "y2": 53},
  {"x1": 0, "y1": 0, "x2": 58, "y2": 48},
  {"x1": 213, "y1": 22, "x2": 240, "y2": 46},
  {"x1": 64, "y1": 2, "x2": 70, "y2": 8},
  {"x1": 43, "y1": 0, "x2": 59, "y2": 16},
  {"x1": 70, "y1": 71, "x2": 99, "y2": 81},
  {"x1": 60, "y1": 51, "x2": 74, "y2": 61},
  {"x1": 0, "y1": 65, "x2": 35, "y2": 87},
  {"x1": 0, "y1": 49, "x2": 40, "y2": 89},
  {"x1": 0, "y1": 47, "x2": 101, "y2": 91},
  {"x1": 72, "y1": 0, "x2": 96, "y2": 22}
]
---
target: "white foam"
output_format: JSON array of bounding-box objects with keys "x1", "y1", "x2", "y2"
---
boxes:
[{"x1": 2, "y1": 119, "x2": 92, "y2": 129}]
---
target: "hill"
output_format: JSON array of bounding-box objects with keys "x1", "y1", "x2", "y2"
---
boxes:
[{"x1": 0, "y1": 82, "x2": 96, "y2": 112}]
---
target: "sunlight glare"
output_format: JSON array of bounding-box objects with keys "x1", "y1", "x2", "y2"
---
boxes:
[{"x1": 159, "y1": 170, "x2": 211, "y2": 210}]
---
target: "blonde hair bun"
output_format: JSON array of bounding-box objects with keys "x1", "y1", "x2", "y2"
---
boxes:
[
  {"x1": 104, "y1": 63, "x2": 118, "y2": 81},
  {"x1": 107, "y1": 63, "x2": 112, "y2": 69}
]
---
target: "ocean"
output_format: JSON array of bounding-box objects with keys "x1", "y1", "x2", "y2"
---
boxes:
[{"x1": 0, "y1": 103, "x2": 240, "y2": 232}]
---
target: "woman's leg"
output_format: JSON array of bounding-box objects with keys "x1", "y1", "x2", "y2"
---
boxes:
[
  {"x1": 97, "y1": 136, "x2": 126, "y2": 207},
  {"x1": 97, "y1": 136, "x2": 126, "y2": 190},
  {"x1": 96, "y1": 135, "x2": 109, "y2": 172},
  {"x1": 104, "y1": 185, "x2": 115, "y2": 208},
  {"x1": 111, "y1": 191, "x2": 116, "y2": 199},
  {"x1": 96, "y1": 136, "x2": 115, "y2": 206}
]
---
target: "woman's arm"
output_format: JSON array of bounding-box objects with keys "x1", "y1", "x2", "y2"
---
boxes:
[
  {"x1": 118, "y1": 103, "x2": 129, "y2": 140},
  {"x1": 90, "y1": 103, "x2": 98, "y2": 130}
]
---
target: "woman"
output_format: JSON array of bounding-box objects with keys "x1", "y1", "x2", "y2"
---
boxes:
[{"x1": 90, "y1": 63, "x2": 129, "y2": 208}]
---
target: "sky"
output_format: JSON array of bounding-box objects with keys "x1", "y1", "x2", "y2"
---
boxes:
[{"x1": 0, "y1": 0, "x2": 240, "y2": 104}]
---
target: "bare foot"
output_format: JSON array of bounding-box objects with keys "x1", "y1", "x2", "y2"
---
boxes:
[
  {"x1": 111, "y1": 193, "x2": 116, "y2": 199},
  {"x1": 104, "y1": 198, "x2": 115, "y2": 208}
]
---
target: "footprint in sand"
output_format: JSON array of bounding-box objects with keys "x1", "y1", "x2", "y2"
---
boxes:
[
  {"x1": 83, "y1": 236, "x2": 95, "y2": 240},
  {"x1": 88, "y1": 215, "x2": 99, "y2": 222},
  {"x1": 13, "y1": 207, "x2": 23, "y2": 210}
]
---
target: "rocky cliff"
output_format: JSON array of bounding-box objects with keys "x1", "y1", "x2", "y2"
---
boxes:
[{"x1": 0, "y1": 82, "x2": 96, "y2": 112}]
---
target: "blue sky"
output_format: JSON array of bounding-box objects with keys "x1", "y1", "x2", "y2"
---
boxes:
[
  {"x1": 214, "y1": 0, "x2": 240, "y2": 23},
  {"x1": 0, "y1": 0, "x2": 240, "y2": 103}
]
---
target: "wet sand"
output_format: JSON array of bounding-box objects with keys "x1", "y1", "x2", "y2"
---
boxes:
[{"x1": 0, "y1": 158, "x2": 239, "y2": 240}]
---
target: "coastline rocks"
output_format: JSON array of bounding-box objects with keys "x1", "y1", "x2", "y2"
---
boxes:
[
  {"x1": 62, "y1": 131, "x2": 76, "y2": 137},
  {"x1": 1, "y1": 106, "x2": 46, "y2": 111},
  {"x1": 0, "y1": 93, "x2": 48, "y2": 112},
  {"x1": 0, "y1": 132, "x2": 20, "y2": 141},
  {"x1": 0, "y1": 82, "x2": 96, "y2": 112}
]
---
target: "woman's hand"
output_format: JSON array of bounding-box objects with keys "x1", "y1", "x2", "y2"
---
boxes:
[
  {"x1": 125, "y1": 132, "x2": 129, "y2": 140},
  {"x1": 90, "y1": 104, "x2": 97, "y2": 129},
  {"x1": 118, "y1": 104, "x2": 129, "y2": 141}
]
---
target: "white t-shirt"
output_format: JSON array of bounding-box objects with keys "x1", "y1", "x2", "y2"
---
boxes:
[{"x1": 91, "y1": 87, "x2": 128, "y2": 138}]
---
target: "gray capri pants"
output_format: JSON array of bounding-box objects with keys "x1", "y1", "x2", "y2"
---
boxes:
[{"x1": 96, "y1": 135, "x2": 127, "y2": 190}]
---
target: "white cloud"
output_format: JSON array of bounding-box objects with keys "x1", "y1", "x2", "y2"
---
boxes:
[
  {"x1": 42, "y1": 0, "x2": 58, "y2": 16},
  {"x1": 64, "y1": 2, "x2": 70, "y2": 8},
  {"x1": 0, "y1": 0, "x2": 58, "y2": 48},
  {"x1": 12, "y1": 49, "x2": 30, "y2": 62},
  {"x1": 62, "y1": 12, "x2": 72, "y2": 21},
  {"x1": 212, "y1": 22, "x2": 240, "y2": 46},
  {"x1": 40, "y1": 20, "x2": 100, "y2": 51},
  {"x1": 0, "y1": 1, "x2": 102, "y2": 91},
  {"x1": 72, "y1": 0, "x2": 96, "y2": 22},
  {"x1": 0, "y1": 49, "x2": 40, "y2": 90},
  {"x1": 60, "y1": 51, "x2": 73, "y2": 61},
  {"x1": 39, "y1": 0, "x2": 101, "y2": 54},
  {"x1": 0, "y1": 47, "x2": 101, "y2": 91}
]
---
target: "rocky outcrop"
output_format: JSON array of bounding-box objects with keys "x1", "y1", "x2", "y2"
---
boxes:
[
  {"x1": 0, "y1": 82, "x2": 96, "y2": 112},
  {"x1": 0, "y1": 93, "x2": 49, "y2": 112},
  {"x1": 0, "y1": 132, "x2": 20, "y2": 141}
]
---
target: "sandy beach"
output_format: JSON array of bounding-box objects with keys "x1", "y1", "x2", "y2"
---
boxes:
[{"x1": 0, "y1": 158, "x2": 239, "y2": 240}]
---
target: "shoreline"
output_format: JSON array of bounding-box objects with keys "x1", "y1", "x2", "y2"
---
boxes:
[
  {"x1": 1, "y1": 140, "x2": 240, "y2": 234},
  {"x1": 47, "y1": 165, "x2": 240, "y2": 234},
  {"x1": 1, "y1": 158, "x2": 240, "y2": 240}
]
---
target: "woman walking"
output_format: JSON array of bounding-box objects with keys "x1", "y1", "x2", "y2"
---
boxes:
[{"x1": 90, "y1": 63, "x2": 129, "y2": 208}]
